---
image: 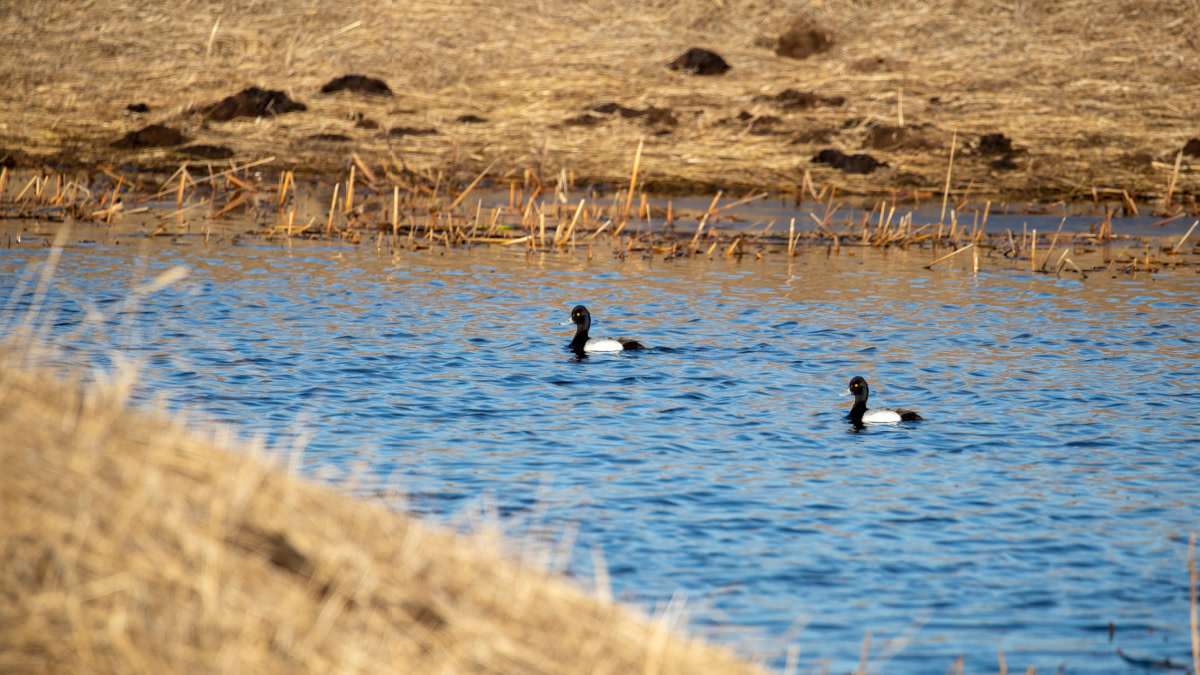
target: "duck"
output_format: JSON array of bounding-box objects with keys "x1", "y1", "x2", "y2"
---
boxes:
[
  {"x1": 563, "y1": 305, "x2": 645, "y2": 353},
  {"x1": 845, "y1": 376, "x2": 923, "y2": 425}
]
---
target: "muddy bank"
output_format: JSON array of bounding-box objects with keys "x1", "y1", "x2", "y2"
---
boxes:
[{"x1": 0, "y1": 0, "x2": 1197, "y2": 204}]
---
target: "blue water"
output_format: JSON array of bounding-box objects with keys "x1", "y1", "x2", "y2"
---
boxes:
[{"x1": 4, "y1": 224, "x2": 1200, "y2": 674}]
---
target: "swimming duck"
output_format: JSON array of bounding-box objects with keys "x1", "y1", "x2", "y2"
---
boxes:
[
  {"x1": 846, "y1": 376, "x2": 923, "y2": 425},
  {"x1": 563, "y1": 305, "x2": 645, "y2": 353}
]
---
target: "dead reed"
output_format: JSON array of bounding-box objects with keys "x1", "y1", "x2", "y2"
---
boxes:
[{"x1": 3, "y1": 155, "x2": 1198, "y2": 277}]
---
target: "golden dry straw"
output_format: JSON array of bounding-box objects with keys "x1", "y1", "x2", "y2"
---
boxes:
[
  {"x1": 0, "y1": 0, "x2": 1197, "y2": 201},
  {"x1": 0, "y1": 359, "x2": 769, "y2": 675}
]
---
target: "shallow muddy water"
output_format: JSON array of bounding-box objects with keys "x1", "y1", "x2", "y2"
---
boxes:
[{"x1": 3, "y1": 218, "x2": 1200, "y2": 674}]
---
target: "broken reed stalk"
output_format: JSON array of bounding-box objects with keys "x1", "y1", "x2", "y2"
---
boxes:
[
  {"x1": 1190, "y1": 533, "x2": 1199, "y2": 675},
  {"x1": 1170, "y1": 220, "x2": 1198, "y2": 254},
  {"x1": 1030, "y1": 228, "x2": 1037, "y2": 272},
  {"x1": 1163, "y1": 151, "x2": 1183, "y2": 214},
  {"x1": 561, "y1": 199, "x2": 585, "y2": 245},
  {"x1": 1039, "y1": 218, "x2": 1066, "y2": 270},
  {"x1": 939, "y1": 130, "x2": 957, "y2": 225},
  {"x1": 392, "y1": 187, "x2": 399, "y2": 239},
  {"x1": 447, "y1": 158, "x2": 497, "y2": 213},
  {"x1": 858, "y1": 631, "x2": 871, "y2": 675},
  {"x1": 345, "y1": 165, "x2": 355, "y2": 214},
  {"x1": 925, "y1": 243, "x2": 973, "y2": 270},
  {"x1": 614, "y1": 138, "x2": 644, "y2": 237},
  {"x1": 0, "y1": 167, "x2": 7, "y2": 206},
  {"x1": 279, "y1": 170, "x2": 292, "y2": 206},
  {"x1": 788, "y1": 218, "x2": 796, "y2": 257},
  {"x1": 326, "y1": 183, "x2": 339, "y2": 234},
  {"x1": 690, "y1": 191, "x2": 723, "y2": 252}
]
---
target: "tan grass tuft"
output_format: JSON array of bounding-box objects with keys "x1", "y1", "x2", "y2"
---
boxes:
[{"x1": 0, "y1": 359, "x2": 768, "y2": 675}]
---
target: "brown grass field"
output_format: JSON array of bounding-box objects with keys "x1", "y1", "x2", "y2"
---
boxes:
[
  {"x1": 1, "y1": 0, "x2": 1199, "y2": 201},
  {"x1": 0, "y1": 355, "x2": 771, "y2": 674}
]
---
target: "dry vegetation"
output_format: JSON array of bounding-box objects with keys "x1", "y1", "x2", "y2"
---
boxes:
[
  {"x1": 0, "y1": 357, "x2": 770, "y2": 674},
  {"x1": 1, "y1": 0, "x2": 1199, "y2": 200}
]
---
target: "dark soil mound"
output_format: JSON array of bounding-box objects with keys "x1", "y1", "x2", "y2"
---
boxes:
[
  {"x1": 111, "y1": 124, "x2": 187, "y2": 149},
  {"x1": 813, "y1": 148, "x2": 887, "y2": 174},
  {"x1": 978, "y1": 133, "x2": 1014, "y2": 155},
  {"x1": 667, "y1": 48, "x2": 730, "y2": 75},
  {"x1": 205, "y1": 87, "x2": 307, "y2": 122},
  {"x1": 759, "y1": 89, "x2": 845, "y2": 110},
  {"x1": 307, "y1": 133, "x2": 351, "y2": 142},
  {"x1": 388, "y1": 127, "x2": 438, "y2": 137},
  {"x1": 456, "y1": 114, "x2": 487, "y2": 123},
  {"x1": 566, "y1": 104, "x2": 677, "y2": 127},
  {"x1": 124, "y1": 103, "x2": 150, "y2": 114},
  {"x1": 320, "y1": 75, "x2": 392, "y2": 96},
  {"x1": 1183, "y1": 138, "x2": 1200, "y2": 157},
  {"x1": 178, "y1": 144, "x2": 234, "y2": 160},
  {"x1": 775, "y1": 16, "x2": 833, "y2": 60}
]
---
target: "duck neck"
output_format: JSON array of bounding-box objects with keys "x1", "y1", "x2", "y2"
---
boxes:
[
  {"x1": 848, "y1": 400, "x2": 867, "y2": 423},
  {"x1": 569, "y1": 325, "x2": 589, "y2": 351}
]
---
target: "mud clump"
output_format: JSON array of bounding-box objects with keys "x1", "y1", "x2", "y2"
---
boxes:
[
  {"x1": 813, "y1": 149, "x2": 887, "y2": 174},
  {"x1": 124, "y1": 103, "x2": 150, "y2": 114},
  {"x1": 1183, "y1": 138, "x2": 1200, "y2": 157},
  {"x1": 862, "y1": 124, "x2": 937, "y2": 152},
  {"x1": 668, "y1": 48, "x2": 730, "y2": 75},
  {"x1": 977, "y1": 133, "x2": 1014, "y2": 155},
  {"x1": 564, "y1": 103, "x2": 677, "y2": 127},
  {"x1": 775, "y1": 16, "x2": 833, "y2": 60},
  {"x1": 178, "y1": 144, "x2": 234, "y2": 160},
  {"x1": 205, "y1": 87, "x2": 307, "y2": 122},
  {"x1": 388, "y1": 127, "x2": 438, "y2": 137},
  {"x1": 456, "y1": 114, "x2": 488, "y2": 124},
  {"x1": 974, "y1": 133, "x2": 1019, "y2": 170},
  {"x1": 307, "y1": 133, "x2": 351, "y2": 142},
  {"x1": 758, "y1": 89, "x2": 845, "y2": 110},
  {"x1": 320, "y1": 75, "x2": 392, "y2": 96},
  {"x1": 111, "y1": 124, "x2": 188, "y2": 149}
]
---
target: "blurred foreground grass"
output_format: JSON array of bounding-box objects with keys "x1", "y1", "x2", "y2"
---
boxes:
[{"x1": 0, "y1": 360, "x2": 767, "y2": 674}]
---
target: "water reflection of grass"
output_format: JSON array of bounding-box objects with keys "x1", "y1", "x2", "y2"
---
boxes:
[
  {"x1": 3, "y1": 164, "x2": 1197, "y2": 278},
  {"x1": 0, "y1": 357, "x2": 768, "y2": 674}
]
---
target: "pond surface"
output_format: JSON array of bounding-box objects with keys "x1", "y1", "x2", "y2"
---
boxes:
[{"x1": 3, "y1": 219, "x2": 1199, "y2": 674}]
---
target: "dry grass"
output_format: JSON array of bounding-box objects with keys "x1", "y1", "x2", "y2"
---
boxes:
[
  {"x1": 0, "y1": 358, "x2": 769, "y2": 674},
  {"x1": 1, "y1": 0, "x2": 1198, "y2": 199}
]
